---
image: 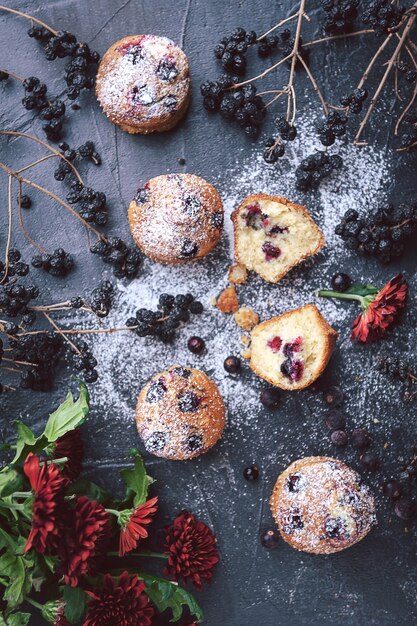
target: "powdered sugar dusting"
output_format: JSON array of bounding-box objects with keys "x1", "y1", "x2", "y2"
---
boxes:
[{"x1": 87, "y1": 115, "x2": 390, "y2": 442}]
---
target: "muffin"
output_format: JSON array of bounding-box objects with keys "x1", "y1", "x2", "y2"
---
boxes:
[
  {"x1": 128, "y1": 173, "x2": 224, "y2": 264},
  {"x1": 250, "y1": 304, "x2": 338, "y2": 390},
  {"x1": 270, "y1": 456, "x2": 376, "y2": 554},
  {"x1": 96, "y1": 35, "x2": 191, "y2": 134},
  {"x1": 135, "y1": 365, "x2": 226, "y2": 460},
  {"x1": 231, "y1": 194, "x2": 324, "y2": 283}
]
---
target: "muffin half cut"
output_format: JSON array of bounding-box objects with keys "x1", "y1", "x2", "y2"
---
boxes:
[
  {"x1": 231, "y1": 194, "x2": 324, "y2": 283},
  {"x1": 250, "y1": 304, "x2": 338, "y2": 390}
]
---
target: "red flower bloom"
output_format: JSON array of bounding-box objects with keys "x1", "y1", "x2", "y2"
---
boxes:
[
  {"x1": 119, "y1": 496, "x2": 158, "y2": 557},
  {"x1": 163, "y1": 510, "x2": 219, "y2": 590},
  {"x1": 84, "y1": 571, "x2": 153, "y2": 626},
  {"x1": 351, "y1": 274, "x2": 408, "y2": 343},
  {"x1": 60, "y1": 496, "x2": 110, "y2": 587},
  {"x1": 23, "y1": 453, "x2": 67, "y2": 554},
  {"x1": 53, "y1": 428, "x2": 84, "y2": 481}
]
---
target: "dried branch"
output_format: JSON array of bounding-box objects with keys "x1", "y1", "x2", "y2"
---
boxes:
[
  {"x1": 354, "y1": 6, "x2": 417, "y2": 144},
  {"x1": 0, "y1": 4, "x2": 57, "y2": 35},
  {"x1": 296, "y1": 53, "x2": 328, "y2": 115},
  {"x1": 1, "y1": 175, "x2": 13, "y2": 285}
]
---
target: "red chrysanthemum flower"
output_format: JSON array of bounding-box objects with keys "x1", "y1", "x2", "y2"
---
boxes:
[
  {"x1": 23, "y1": 453, "x2": 67, "y2": 554},
  {"x1": 163, "y1": 510, "x2": 219, "y2": 590},
  {"x1": 318, "y1": 274, "x2": 408, "y2": 344},
  {"x1": 118, "y1": 496, "x2": 158, "y2": 557},
  {"x1": 84, "y1": 571, "x2": 154, "y2": 626},
  {"x1": 53, "y1": 428, "x2": 84, "y2": 481},
  {"x1": 351, "y1": 274, "x2": 408, "y2": 343},
  {"x1": 60, "y1": 496, "x2": 110, "y2": 587}
]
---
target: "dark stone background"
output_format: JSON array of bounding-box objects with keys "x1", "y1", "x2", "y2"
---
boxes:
[{"x1": 1, "y1": 1, "x2": 417, "y2": 625}]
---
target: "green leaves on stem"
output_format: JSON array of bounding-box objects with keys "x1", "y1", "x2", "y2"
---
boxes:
[{"x1": 317, "y1": 283, "x2": 380, "y2": 311}]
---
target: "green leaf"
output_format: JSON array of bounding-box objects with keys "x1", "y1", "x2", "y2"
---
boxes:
[
  {"x1": 44, "y1": 383, "x2": 89, "y2": 443},
  {"x1": 10, "y1": 423, "x2": 46, "y2": 465},
  {"x1": 120, "y1": 453, "x2": 152, "y2": 507},
  {"x1": 62, "y1": 585, "x2": 87, "y2": 624},
  {"x1": 0, "y1": 552, "x2": 28, "y2": 609},
  {"x1": 66, "y1": 479, "x2": 109, "y2": 504},
  {"x1": 143, "y1": 577, "x2": 203, "y2": 623},
  {"x1": 0, "y1": 527, "x2": 17, "y2": 552},
  {"x1": 0, "y1": 611, "x2": 31, "y2": 626},
  {"x1": 346, "y1": 283, "x2": 379, "y2": 297},
  {"x1": 0, "y1": 468, "x2": 23, "y2": 497}
]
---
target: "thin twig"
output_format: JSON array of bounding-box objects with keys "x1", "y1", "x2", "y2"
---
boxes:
[
  {"x1": 395, "y1": 82, "x2": 417, "y2": 134},
  {"x1": 257, "y1": 11, "x2": 305, "y2": 41},
  {"x1": 0, "y1": 69, "x2": 24, "y2": 81},
  {"x1": 1, "y1": 175, "x2": 13, "y2": 285},
  {"x1": 17, "y1": 180, "x2": 46, "y2": 253},
  {"x1": 16, "y1": 154, "x2": 56, "y2": 174},
  {"x1": 296, "y1": 53, "x2": 328, "y2": 115},
  {"x1": 354, "y1": 7, "x2": 417, "y2": 144},
  {"x1": 232, "y1": 52, "x2": 292, "y2": 88},
  {"x1": 41, "y1": 311, "x2": 81, "y2": 354},
  {"x1": 1, "y1": 132, "x2": 84, "y2": 184},
  {"x1": 0, "y1": 161, "x2": 105, "y2": 241},
  {"x1": 357, "y1": 34, "x2": 394, "y2": 90},
  {"x1": 0, "y1": 5, "x2": 57, "y2": 35},
  {"x1": 303, "y1": 29, "x2": 374, "y2": 48},
  {"x1": 285, "y1": 0, "x2": 306, "y2": 122},
  {"x1": 3, "y1": 356, "x2": 37, "y2": 367},
  {"x1": 20, "y1": 325, "x2": 137, "y2": 336}
]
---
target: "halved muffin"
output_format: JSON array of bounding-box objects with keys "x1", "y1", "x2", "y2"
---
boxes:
[
  {"x1": 250, "y1": 304, "x2": 338, "y2": 390},
  {"x1": 231, "y1": 194, "x2": 324, "y2": 283}
]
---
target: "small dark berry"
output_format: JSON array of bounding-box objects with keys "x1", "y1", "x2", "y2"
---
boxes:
[
  {"x1": 187, "y1": 336, "x2": 205, "y2": 354},
  {"x1": 323, "y1": 386, "x2": 343, "y2": 407},
  {"x1": 352, "y1": 428, "x2": 371, "y2": 450},
  {"x1": 224, "y1": 356, "x2": 241, "y2": 374},
  {"x1": 382, "y1": 479, "x2": 402, "y2": 500},
  {"x1": 260, "y1": 388, "x2": 280, "y2": 409},
  {"x1": 243, "y1": 464, "x2": 259, "y2": 481},
  {"x1": 331, "y1": 273, "x2": 352, "y2": 292},
  {"x1": 260, "y1": 528, "x2": 279, "y2": 549},
  {"x1": 330, "y1": 430, "x2": 348, "y2": 446}
]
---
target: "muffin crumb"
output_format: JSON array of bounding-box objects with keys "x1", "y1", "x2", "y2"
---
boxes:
[
  {"x1": 228, "y1": 263, "x2": 248, "y2": 285},
  {"x1": 216, "y1": 286, "x2": 239, "y2": 313},
  {"x1": 234, "y1": 306, "x2": 259, "y2": 331}
]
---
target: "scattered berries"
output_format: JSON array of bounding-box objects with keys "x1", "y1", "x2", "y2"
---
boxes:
[{"x1": 295, "y1": 151, "x2": 343, "y2": 192}]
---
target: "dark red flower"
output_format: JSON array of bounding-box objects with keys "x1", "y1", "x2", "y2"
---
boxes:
[
  {"x1": 163, "y1": 510, "x2": 219, "y2": 590},
  {"x1": 351, "y1": 274, "x2": 408, "y2": 343},
  {"x1": 118, "y1": 496, "x2": 158, "y2": 557},
  {"x1": 53, "y1": 428, "x2": 84, "y2": 481},
  {"x1": 60, "y1": 496, "x2": 110, "y2": 587},
  {"x1": 23, "y1": 453, "x2": 67, "y2": 554},
  {"x1": 84, "y1": 571, "x2": 153, "y2": 626}
]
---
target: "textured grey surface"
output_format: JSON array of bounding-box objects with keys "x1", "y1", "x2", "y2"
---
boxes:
[{"x1": 1, "y1": 1, "x2": 417, "y2": 625}]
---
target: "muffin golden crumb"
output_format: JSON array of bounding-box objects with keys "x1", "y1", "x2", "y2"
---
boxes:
[
  {"x1": 135, "y1": 365, "x2": 226, "y2": 460},
  {"x1": 231, "y1": 194, "x2": 324, "y2": 283},
  {"x1": 216, "y1": 286, "x2": 239, "y2": 313},
  {"x1": 128, "y1": 173, "x2": 223, "y2": 264},
  {"x1": 96, "y1": 35, "x2": 191, "y2": 134},
  {"x1": 270, "y1": 456, "x2": 376, "y2": 554},
  {"x1": 250, "y1": 304, "x2": 338, "y2": 390},
  {"x1": 228, "y1": 263, "x2": 248, "y2": 285},
  {"x1": 234, "y1": 306, "x2": 259, "y2": 331}
]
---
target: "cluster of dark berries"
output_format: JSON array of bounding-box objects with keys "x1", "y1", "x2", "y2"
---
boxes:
[
  {"x1": 9, "y1": 332, "x2": 64, "y2": 391},
  {"x1": 263, "y1": 117, "x2": 297, "y2": 163},
  {"x1": 58, "y1": 141, "x2": 101, "y2": 167},
  {"x1": 295, "y1": 151, "x2": 343, "y2": 191},
  {"x1": 90, "y1": 238, "x2": 143, "y2": 279},
  {"x1": 320, "y1": 0, "x2": 359, "y2": 34},
  {"x1": 89, "y1": 281, "x2": 114, "y2": 318},
  {"x1": 362, "y1": 0, "x2": 405, "y2": 37},
  {"x1": 72, "y1": 340, "x2": 98, "y2": 383},
  {"x1": 382, "y1": 450, "x2": 417, "y2": 522},
  {"x1": 0, "y1": 248, "x2": 29, "y2": 281},
  {"x1": 31, "y1": 248, "x2": 74, "y2": 277},
  {"x1": 201, "y1": 78, "x2": 266, "y2": 139},
  {"x1": 340, "y1": 88, "x2": 368, "y2": 114},
  {"x1": 65, "y1": 181, "x2": 108, "y2": 226},
  {"x1": 317, "y1": 110, "x2": 348, "y2": 146},
  {"x1": 377, "y1": 355, "x2": 416, "y2": 402},
  {"x1": 259, "y1": 29, "x2": 307, "y2": 63},
  {"x1": 28, "y1": 27, "x2": 99, "y2": 97},
  {"x1": 335, "y1": 203, "x2": 417, "y2": 263},
  {"x1": 397, "y1": 113, "x2": 417, "y2": 151},
  {"x1": 214, "y1": 28, "x2": 257, "y2": 76},
  {"x1": 126, "y1": 293, "x2": 203, "y2": 343},
  {"x1": 323, "y1": 386, "x2": 379, "y2": 470},
  {"x1": 20, "y1": 76, "x2": 67, "y2": 141},
  {"x1": 0, "y1": 279, "x2": 38, "y2": 322}
]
